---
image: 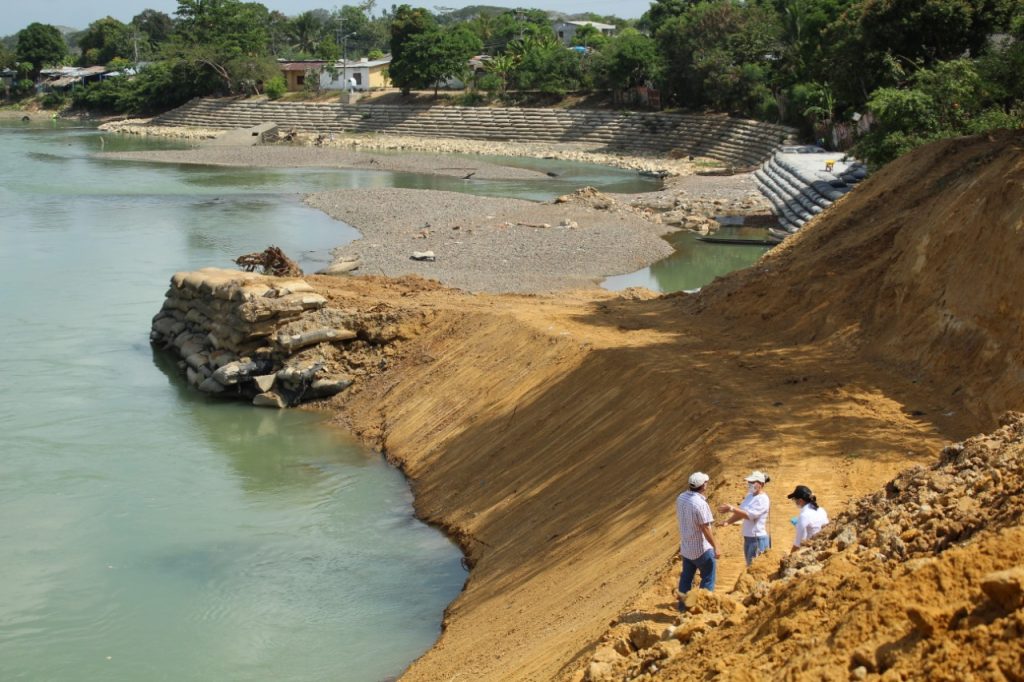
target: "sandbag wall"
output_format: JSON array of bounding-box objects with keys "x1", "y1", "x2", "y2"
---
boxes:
[{"x1": 150, "y1": 267, "x2": 354, "y2": 408}]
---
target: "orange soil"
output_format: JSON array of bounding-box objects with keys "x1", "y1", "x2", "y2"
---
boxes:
[{"x1": 303, "y1": 130, "x2": 1023, "y2": 680}]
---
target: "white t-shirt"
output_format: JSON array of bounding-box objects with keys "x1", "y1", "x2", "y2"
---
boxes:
[
  {"x1": 739, "y1": 491, "x2": 770, "y2": 538},
  {"x1": 794, "y1": 505, "x2": 829, "y2": 547}
]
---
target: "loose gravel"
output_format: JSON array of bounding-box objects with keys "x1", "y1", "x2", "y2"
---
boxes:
[{"x1": 305, "y1": 188, "x2": 675, "y2": 293}]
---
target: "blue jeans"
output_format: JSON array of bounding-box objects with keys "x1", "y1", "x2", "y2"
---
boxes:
[
  {"x1": 743, "y1": 535, "x2": 770, "y2": 566},
  {"x1": 678, "y1": 548, "x2": 716, "y2": 608}
]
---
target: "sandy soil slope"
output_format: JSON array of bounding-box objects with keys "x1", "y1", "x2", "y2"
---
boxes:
[{"x1": 297, "y1": 130, "x2": 1022, "y2": 680}]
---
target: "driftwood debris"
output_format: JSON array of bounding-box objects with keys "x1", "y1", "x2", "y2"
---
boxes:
[{"x1": 234, "y1": 246, "x2": 303, "y2": 277}]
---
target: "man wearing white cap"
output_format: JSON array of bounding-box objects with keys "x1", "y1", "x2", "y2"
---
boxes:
[
  {"x1": 675, "y1": 472, "x2": 720, "y2": 606},
  {"x1": 718, "y1": 470, "x2": 772, "y2": 566}
]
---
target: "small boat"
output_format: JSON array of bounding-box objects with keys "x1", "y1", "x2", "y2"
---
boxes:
[{"x1": 695, "y1": 236, "x2": 777, "y2": 246}]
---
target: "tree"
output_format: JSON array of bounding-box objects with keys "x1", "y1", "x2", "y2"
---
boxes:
[
  {"x1": 288, "y1": 11, "x2": 328, "y2": 55},
  {"x1": 389, "y1": 5, "x2": 439, "y2": 94},
  {"x1": 167, "y1": 0, "x2": 275, "y2": 93},
  {"x1": 132, "y1": 9, "x2": 174, "y2": 49},
  {"x1": 78, "y1": 17, "x2": 132, "y2": 66},
  {"x1": 509, "y1": 35, "x2": 583, "y2": 94},
  {"x1": 595, "y1": 29, "x2": 662, "y2": 91},
  {"x1": 392, "y1": 25, "x2": 482, "y2": 95},
  {"x1": 656, "y1": 1, "x2": 782, "y2": 115},
  {"x1": 570, "y1": 24, "x2": 609, "y2": 50},
  {"x1": 15, "y1": 23, "x2": 67, "y2": 77}
]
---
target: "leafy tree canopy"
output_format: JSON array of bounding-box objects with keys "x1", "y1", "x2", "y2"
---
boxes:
[
  {"x1": 15, "y1": 22, "x2": 67, "y2": 76},
  {"x1": 78, "y1": 17, "x2": 132, "y2": 66}
]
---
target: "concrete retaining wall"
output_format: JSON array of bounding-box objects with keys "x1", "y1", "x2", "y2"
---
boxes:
[
  {"x1": 755, "y1": 148, "x2": 868, "y2": 233},
  {"x1": 153, "y1": 97, "x2": 799, "y2": 167}
]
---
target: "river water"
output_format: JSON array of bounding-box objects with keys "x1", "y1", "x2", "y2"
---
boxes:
[{"x1": 0, "y1": 120, "x2": 764, "y2": 681}]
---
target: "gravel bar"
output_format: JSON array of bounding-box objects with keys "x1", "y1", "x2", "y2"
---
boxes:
[{"x1": 305, "y1": 188, "x2": 675, "y2": 293}]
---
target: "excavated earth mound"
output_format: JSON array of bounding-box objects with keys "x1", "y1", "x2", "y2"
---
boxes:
[
  {"x1": 301, "y1": 132, "x2": 1024, "y2": 681},
  {"x1": 576, "y1": 413, "x2": 1024, "y2": 682},
  {"x1": 696, "y1": 129, "x2": 1024, "y2": 427}
]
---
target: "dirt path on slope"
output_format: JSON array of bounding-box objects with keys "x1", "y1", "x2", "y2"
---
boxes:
[{"x1": 304, "y1": 275, "x2": 977, "y2": 681}]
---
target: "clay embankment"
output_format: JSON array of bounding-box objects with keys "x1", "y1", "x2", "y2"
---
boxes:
[{"x1": 301, "y1": 131, "x2": 1023, "y2": 680}]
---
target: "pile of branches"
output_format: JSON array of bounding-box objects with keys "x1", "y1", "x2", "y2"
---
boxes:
[{"x1": 234, "y1": 246, "x2": 303, "y2": 277}]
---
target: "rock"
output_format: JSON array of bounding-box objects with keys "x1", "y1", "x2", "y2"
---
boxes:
[
  {"x1": 198, "y1": 377, "x2": 225, "y2": 394},
  {"x1": 852, "y1": 666, "x2": 868, "y2": 680},
  {"x1": 213, "y1": 360, "x2": 257, "y2": 386},
  {"x1": 411, "y1": 251, "x2": 436, "y2": 261},
  {"x1": 671, "y1": 618, "x2": 708, "y2": 643},
  {"x1": 559, "y1": 219, "x2": 579, "y2": 229},
  {"x1": 318, "y1": 258, "x2": 362, "y2": 275},
  {"x1": 306, "y1": 377, "x2": 354, "y2": 399},
  {"x1": 252, "y1": 392, "x2": 286, "y2": 408},
  {"x1": 628, "y1": 623, "x2": 661, "y2": 650},
  {"x1": 981, "y1": 567, "x2": 1024, "y2": 611},
  {"x1": 835, "y1": 525, "x2": 858, "y2": 550},
  {"x1": 253, "y1": 374, "x2": 276, "y2": 393}
]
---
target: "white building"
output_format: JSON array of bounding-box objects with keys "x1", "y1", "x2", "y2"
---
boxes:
[
  {"x1": 319, "y1": 56, "x2": 392, "y2": 92},
  {"x1": 552, "y1": 20, "x2": 616, "y2": 46}
]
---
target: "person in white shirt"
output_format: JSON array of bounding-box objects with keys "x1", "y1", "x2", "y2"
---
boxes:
[
  {"x1": 718, "y1": 470, "x2": 771, "y2": 566},
  {"x1": 675, "y1": 472, "x2": 720, "y2": 607},
  {"x1": 787, "y1": 485, "x2": 829, "y2": 551}
]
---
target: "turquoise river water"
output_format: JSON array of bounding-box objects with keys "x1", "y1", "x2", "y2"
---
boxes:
[{"x1": 0, "y1": 120, "x2": 766, "y2": 681}]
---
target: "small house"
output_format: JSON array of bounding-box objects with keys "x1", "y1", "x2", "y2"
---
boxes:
[
  {"x1": 278, "y1": 61, "x2": 326, "y2": 92},
  {"x1": 553, "y1": 20, "x2": 616, "y2": 46},
  {"x1": 319, "y1": 56, "x2": 392, "y2": 92}
]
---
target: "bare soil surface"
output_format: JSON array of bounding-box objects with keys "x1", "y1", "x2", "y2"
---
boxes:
[{"x1": 289, "y1": 130, "x2": 1024, "y2": 681}]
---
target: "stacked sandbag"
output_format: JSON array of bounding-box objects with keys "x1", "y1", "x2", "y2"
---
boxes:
[{"x1": 150, "y1": 267, "x2": 355, "y2": 408}]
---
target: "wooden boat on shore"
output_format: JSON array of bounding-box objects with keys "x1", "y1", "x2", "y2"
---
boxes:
[{"x1": 696, "y1": 235, "x2": 777, "y2": 246}]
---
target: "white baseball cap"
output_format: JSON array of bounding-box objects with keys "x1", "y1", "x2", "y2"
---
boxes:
[
  {"x1": 745, "y1": 470, "x2": 768, "y2": 483},
  {"x1": 688, "y1": 472, "x2": 710, "y2": 488}
]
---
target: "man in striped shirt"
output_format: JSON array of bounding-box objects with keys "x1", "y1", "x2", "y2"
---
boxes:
[{"x1": 676, "y1": 471, "x2": 720, "y2": 606}]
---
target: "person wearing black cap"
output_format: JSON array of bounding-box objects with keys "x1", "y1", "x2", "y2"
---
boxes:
[{"x1": 787, "y1": 485, "x2": 829, "y2": 552}]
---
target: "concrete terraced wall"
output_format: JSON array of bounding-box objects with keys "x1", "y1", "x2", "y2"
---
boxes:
[
  {"x1": 754, "y1": 151, "x2": 868, "y2": 233},
  {"x1": 152, "y1": 98, "x2": 799, "y2": 167}
]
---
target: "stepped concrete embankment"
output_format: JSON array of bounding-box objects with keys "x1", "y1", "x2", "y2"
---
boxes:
[
  {"x1": 755, "y1": 147, "x2": 868, "y2": 233},
  {"x1": 151, "y1": 97, "x2": 798, "y2": 167}
]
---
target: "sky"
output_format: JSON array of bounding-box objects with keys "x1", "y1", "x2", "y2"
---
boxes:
[{"x1": 2, "y1": 0, "x2": 651, "y2": 37}]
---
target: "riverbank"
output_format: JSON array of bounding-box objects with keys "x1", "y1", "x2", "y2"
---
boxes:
[
  {"x1": 101, "y1": 119, "x2": 704, "y2": 175},
  {"x1": 305, "y1": 187, "x2": 674, "y2": 292},
  {"x1": 97, "y1": 144, "x2": 554, "y2": 181},
  {"x1": 296, "y1": 131, "x2": 1022, "y2": 680}
]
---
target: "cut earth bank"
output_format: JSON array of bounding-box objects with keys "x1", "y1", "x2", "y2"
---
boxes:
[{"x1": 282, "y1": 130, "x2": 1022, "y2": 680}]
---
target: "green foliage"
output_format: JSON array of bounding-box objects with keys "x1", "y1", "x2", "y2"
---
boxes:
[
  {"x1": 132, "y1": 9, "x2": 174, "y2": 47},
  {"x1": 510, "y1": 36, "x2": 582, "y2": 94},
  {"x1": 570, "y1": 24, "x2": 608, "y2": 50},
  {"x1": 15, "y1": 23, "x2": 67, "y2": 77},
  {"x1": 593, "y1": 29, "x2": 662, "y2": 91},
  {"x1": 166, "y1": 0, "x2": 274, "y2": 93},
  {"x1": 265, "y1": 75, "x2": 287, "y2": 99},
  {"x1": 41, "y1": 91, "x2": 67, "y2": 109},
  {"x1": 78, "y1": 17, "x2": 131, "y2": 66},
  {"x1": 855, "y1": 56, "x2": 1021, "y2": 166},
  {"x1": 367, "y1": 49, "x2": 385, "y2": 60},
  {"x1": 656, "y1": 1, "x2": 782, "y2": 116},
  {"x1": 389, "y1": 5, "x2": 440, "y2": 94},
  {"x1": 391, "y1": 25, "x2": 482, "y2": 94},
  {"x1": 0, "y1": 42, "x2": 17, "y2": 69}
]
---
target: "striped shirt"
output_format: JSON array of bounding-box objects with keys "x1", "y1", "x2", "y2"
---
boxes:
[{"x1": 676, "y1": 490, "x2": 714, "y2": 560}]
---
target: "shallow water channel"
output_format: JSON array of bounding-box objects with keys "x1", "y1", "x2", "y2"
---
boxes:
[{"x1": 0, "y1": 121, "x2": 765, "y2": 681}]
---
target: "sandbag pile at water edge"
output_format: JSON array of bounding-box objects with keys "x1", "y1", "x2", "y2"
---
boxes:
[{"x1": 150, "y1": 267, "x2": 354, "y2": 408}]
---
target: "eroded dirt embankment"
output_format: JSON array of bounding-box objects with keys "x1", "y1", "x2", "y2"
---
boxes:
[{"x1": 297, "y1": 131, "x2": 1024, "y2": 681}]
